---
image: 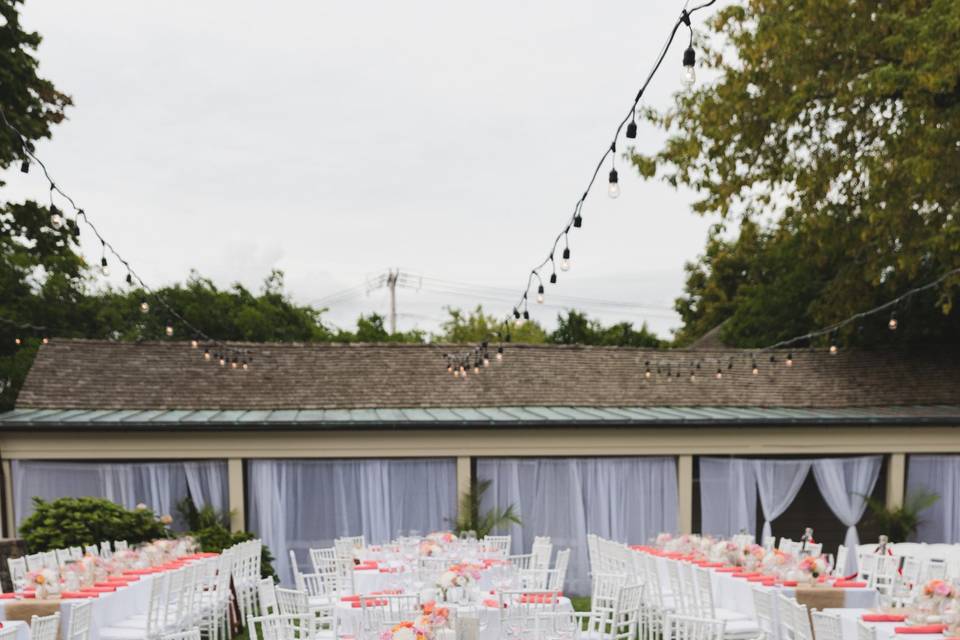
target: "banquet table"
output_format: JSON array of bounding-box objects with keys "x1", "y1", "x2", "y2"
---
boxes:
[
  {"x1": 334, "y1": 596, "x2": 575, "y2": 640},
  {"x1": 0, "y1": 575, "x2": 153, "y2": 640},
  {"x1": 826, "y1": 608, "x2": 950, "y2": 640},
  {"x1": 0, "y1": 620, "x2": 29, "y2": 640}
]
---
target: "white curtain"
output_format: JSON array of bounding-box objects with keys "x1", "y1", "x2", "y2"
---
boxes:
[
  {"x1": 478, "y1": 457, "x2": 678, "y2": 595},
  {"x1": 754, "y1": 460, "x2": 812, "y2": 542},
  {"x1": 12, "y1": 460, "x2": 228, "y2": 529},
  {"x1": 699, "y1": 458, "x2": 757, "y2": 538},
  {"x1": 907, "y1": 456, "x2": 960, "y2": 543},
  {"x1": 812, "y1": 456, "x2": 882, "y2": 575},
  {"x1": 247, "y1": 458, "x2": 458, "y2": 585}
]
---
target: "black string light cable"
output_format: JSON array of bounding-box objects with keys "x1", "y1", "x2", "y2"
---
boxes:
[
  {"x1": 0, "y1": 107, "x2": 253, "y2": 370},
  {"x1": 0, "y1": 316, "x2": 50, "y2": 346},
  {"x1": 443, "y1": 1, "x2": 717, "y2": 378}
]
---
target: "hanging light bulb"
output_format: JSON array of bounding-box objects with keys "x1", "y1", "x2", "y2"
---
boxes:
[
  {"x1": 483, "y1": 355, "x2": 490, "y2": 367},
  {"x1": 191, "y1": 338, "x2": 199, "y2": 349},
  {"x1": 560, "y1": 247, "x2": 571, "y2": 271},
  {"x1": 689, "y1": 370, "x2": 696, "y2": 383},
  {"x1": 14, "y1": 338, "x2": 22, "y2": 346},
  {"x1": 473, "y1": 362, "x2": 480, "y2": 374},
  {"x1": 218, "y1": 355, "x2": 226, "y2": 366},
  {"x1": 715, "y1": 367, "x2": 722, "y2": 380},
  {"x1": 140, "y1": 301, "x2": 150, "y2": 313},
  {"x1": 573, "y1": 213, "x2": 582, "y2": 228},
  {"x1": 203, "y1": 348, "x2": 211, "y2": 361},
  {"x1": 752, "y1": 360, "x2": 759, "y2": 375},
  {"x1": 829, "y1": 343, "x2": 838, "y2": 355},
  {"x1": 549, "y1": 272, "x2": 557, "y2": 284},
  {"x1": 50, "y1": 206, "x2": 63, "y2": 230},
  {"x1": 888, "y1": 312, "x2": 898, "y2": 331},
  {"x1": 537, "y1": 284, "x2": 545, "y2": 304},
  {"x1": 608, "y1": 168, "x2": 620, "y2": 199},
  {"x1": 165, "y1": 322, "x2": 174, "y2": 337},
  {"x1": 42, "y1": 337, "x2": 49, "y2": 345},
  {"x1": 626, "y1": 119, "x2": 637, "y2": 139},
  {"x1": 100, "y1": 256, "x2": 110, "y2": 277},
  {"x1": 231, "y1": 358, "x2": 238, "y2": 369},
  {"x1": 496, "y1": 346, "x2": 504, "y2": 361},
  {"x1": 20, "y1": 158, "x2": 29, "y2": 173},
  {"x1": 682, "y1": 46, "x2": 696, "y2": 88},
  {"x1": 785, "y1": 353, "x2": 794, "y2": 367},
  {"x1": 242, "y1": 361, "x2": 249, "y2": 370},
  {"x1": 644, "y1": 362, "x2": 651, "y2": 379}
]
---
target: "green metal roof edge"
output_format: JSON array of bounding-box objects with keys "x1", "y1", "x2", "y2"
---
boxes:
[{"x1": 1, "y1": 405, "x2": 960, "y2": 431}]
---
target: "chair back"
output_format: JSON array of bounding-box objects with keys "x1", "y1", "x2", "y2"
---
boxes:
[
  {"x1": 531, "y1": 539, "x2": 553, "y2": 570},
  {"x1": 834, "y1": 546, "x2": 849, "y2": 577},
  {"x1": 483, "y1": 535, "x2": 512, "y2": 556},
  {"x1": 752, "y1": 586, "x2": 775, "y2": 639},
  {"x1": 359, "y1": 594, "x2": 421, "y2": 640},
  {"x1": 114, "y1": 540, "x2": 129, "y2": 552},
  {"x1": 246, "y1": 614, "x2": 313, "y2": 640},
  {"x1": 7, "y1": 557, "x2": 26, "y2": 591},
  {"x1": 25, "y1": 552, "x2": 46, "y2": 572},
  {"x1": 259, "y1": 577, "x2": 278, "y2": 615},
  {"x1": 547, "y1": 548, "x2": 571, "y2": 592},
  {"x1": 581, "y1": 573, "x2": 627, "y2": 636},
  {"x1": 498, "y1": 590, "x2": 560, "y2": 638},
  {"x1": 664, "y1": 614, "x2": 726, "y2": 640},
  {"x1": 30, "y1": 612, "x2": 62, "y2": 640},
  {"x1": 665, "y1": 560, "x2": 688, "y2": 614},
  {"x1": 161, "y1": 631, "x2": 201, "y2": 640},
  {"x1": 856, "y1": 621, "x2": 876, "y2": 640},
  {"x1": 68, "y1": 600, "x2": 94, "y2": 640},
  {"x1": 811, "y1": 612, "x2": 843, "y2": 640}
]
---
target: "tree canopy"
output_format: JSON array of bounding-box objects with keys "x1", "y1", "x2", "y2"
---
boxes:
[{"x1": 633, "y1": 0, "x2": 960, "y2": 347}]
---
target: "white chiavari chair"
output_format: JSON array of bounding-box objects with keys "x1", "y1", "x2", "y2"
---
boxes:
[
  {"x1": 358, "y1": 594, "x2": 421, "y2": 640},
  {"x1": 692, "y1": 568, "x2": 761, "y2": 639},
  {"x1": 811, "y1": 612, "x2": 843, "y2": 640},
  {"x1": 84, "y1": 544, "x2": 99, "y2": 557},
  {"x1": 792, "y1": 600, "x2": 813, "y2": 640},
  {"x1": 483, "y1": 535, "x2": 512, "y2": 556},
  {"x1": 546, "y1": 548, "x2": 571, "y2": 592},
  {"x1": 664, "y1": 614, "x2": 726, "y2": 640},
  {"x1": 68, "y1": 547, "x2": 83, "y2": 560},
  {"x1": 24, "y1": 552, "x2": 46, "y2": 572},
  {"x1": 576, "y1": 573, "x2": 627, "y2": 639},
  {"x1": 114, "y1": 540, "x2": 129, "y2": 552},
  {"x1": 0, "y1": 627, "x2": 17, "y2": 640},
  {"x1": 587, "y1": 534, "x2": 600, "y2": 576},
  {"x1": 308, "y1": 547, "x2": 336, "y2": 574},
  {"x1": 499, "y1": 590, "x2": 560, "y2": 639},
  {"x1": 751, "y1": 587, "x2": 775, "y2": 640},
  {"x1": 776, "y1": 594, "x2": 797, "y2": 640},
  {"x1": 872, "y1": 555, "x2": 900, "y2": 594},
  {"x1": 666, "y1": 560, "x2": 689, "y2": 615},
  {"x1": 198, "y1": 549, "x2": 235, "y2": 640},
  {"x1": 30, "y1": 613, "x2": 61, "y2": 640},
  {"x1": 54, "y1": 548, "x2": 72, "y2": 567},
  {"x1": 833, "y1": 546, "x2": 849, "y2": 577},
  {"x1": 246, "y1": 614, "x2": 313, "y2": 640},
  {"x1": 858, "y1": 553, "x2": 878, "y2": 583},
  {"x1": 532, "y1": 538, "x2": 554, "y2": 570},
  {"x1": 259, "y1": 577, "x2": 279, "y2": 615},
  {"x1": 856, "y1": 621, "x2": 875, "y2": 640},
  {"x1": 7, "y1": 557, "x2": 26, "y2": 591},
  {"x1": 640, "y1": 553, "x2": 675, "y2": 640},
  {"x1": 102, "y1": 571, "x2": 171, "y2": 640},
  {"x1": 923, "y1": 558, "x2": 948, "y2": 582},
  {"x1": 68, "y1": 600, "x2": 94, "y2": 640},
  {"x1": 99, "y1": 541, "x2": 114, "y2": 560}
]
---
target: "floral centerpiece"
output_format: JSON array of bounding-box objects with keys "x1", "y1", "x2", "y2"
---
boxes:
[
  {"x1": 741, "y1": 544, "x2": 766, "y2": 571},
  {"x1": 419, "y1": 540, "x2": 441, "y2": 557},
  {"x1": 26, "y1": 568, "x2": 59, "y2": 599},
  {"x1": 436, "y1": 563, "x2": 482, "y2": 601},
  {"x1": 379, "y1": 621, "x2": 429, "y2": 640},
  {"x1": 427, "y1": 532, "x2": 456, "y2": 544},
  {"x1": 761, "y1": 549, "x2": 793, "y2": 578},
  {"x1": 797, "y1": 556, "x2": 827, "y2": 584}
]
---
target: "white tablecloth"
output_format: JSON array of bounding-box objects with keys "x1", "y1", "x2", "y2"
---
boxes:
[
  {"x1": 827, "y1": 608, "x2": 946, "y2": 640},
  {"x1": 0, "y1": 620, "x2": 29, "y2": 640},
  {"x1": 0, "y1": 575, "x2": 154, "y2": 640}
]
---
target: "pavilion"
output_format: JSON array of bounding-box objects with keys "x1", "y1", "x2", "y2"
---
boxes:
[{"x1": 1, "y1": 339, "x2": 958, "y2": 591}]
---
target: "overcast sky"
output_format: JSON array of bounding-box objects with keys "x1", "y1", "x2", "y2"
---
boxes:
[{"x1": 4, "y1": 0, "x2": 719, "y2": 338}]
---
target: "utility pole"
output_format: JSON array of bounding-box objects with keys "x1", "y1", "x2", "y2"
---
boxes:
[{"x1": 386, "y1": 269, "x2": 399, "y2": 334}]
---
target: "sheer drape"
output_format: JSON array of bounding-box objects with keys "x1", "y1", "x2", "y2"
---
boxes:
[
  {"x1": 478, "y1": 457, "x2": 678, "y2": 595},
  {"x1": 755, "y1": 460, "x2": 812, "y2": 541},
  {"x1": 812, "y1": 456, "x2": 882, "y2": 575},
  {"x1": 247, "y1": 459, "x2": 458, "y2": 585},
  {"x1": 907, "y1": 456, "x2": 960, "y2": 543},
  {"x1": 699, "y1": 458, "x2": 757, "y2": 537},
  {"x1": 12, "y1": 460, "x2": 228, "y2": 529}
]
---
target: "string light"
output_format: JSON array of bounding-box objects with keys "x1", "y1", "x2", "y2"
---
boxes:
[
  {"x1": 560, "y1": 246, "x2": 571, "y2": 272},
  {"x1": 888, "y1": 312, "x2": 898, "y2": 331},
  {"x1": 0, "y1": 107, "x2": 245, "y2": 372},
  {"x1": 715, "y1": 366, "x2": 722, "y2": 380},
  {"x1": 190, "y1": 338, "x2": 199, "y2": 349},
  {"x1": 203, "y1": 348, "x2": 211, "y2": 361},
  {"x1": 751, "y1": 359, "x2": 759, "y2": 375},
  {"x1": 165, "y1": 321, "x2": 174, "y2": 337},
  {"x1": 537, "y1": 284, "x2": 545, "y2": 304},
  {"x1": 785, "y1": 353, "x2": 794, "y2": 367},
  {"x1": 140, "y1": 301, "x2": 150, "y2": 314},
  {"x1": 496, "y1": 346, "x2": 504, "y2": 361}
]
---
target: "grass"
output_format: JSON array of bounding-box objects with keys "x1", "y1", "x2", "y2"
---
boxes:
[{"x1": 570, "y1": 596, "x2": 591, "y2": 612}]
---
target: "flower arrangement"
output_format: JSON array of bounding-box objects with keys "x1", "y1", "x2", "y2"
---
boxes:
[
  {"x1": 922, "y1": 579, "x2": 956, "y2": 599},
  {"x1": 427, "y1": 532, "x2": 456, "y2": 544},
  {"x1": 416, "y1": 601, "x2": 451, "y2": 630},
  {"x1": 655, "y1": 533, "x2": 673, "y2": 547},
  {"x1": 419, "y1": 540, "x2": 441, "y2": 557},
  {"x1": 26, "y1": 568, "x2": 59, "y2": 599},
  {"x1": 798, "y1": 556, "x2": 826, "y2": 579},
  {"x1": 437, "y1": 563, "x2": 482, "y2": 590},
  {"x1": 379, "y1": 621, "x2": 429, "y2": 640}
]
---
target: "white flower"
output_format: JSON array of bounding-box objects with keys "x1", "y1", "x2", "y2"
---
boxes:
[
  {"x1": 135, "y1": 503, "x2": 148, "y2": 511},
  {"x1": 438, "y1": 571, "x2": 458, "y2": 589}
]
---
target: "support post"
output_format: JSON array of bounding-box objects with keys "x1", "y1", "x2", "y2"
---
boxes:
[
  {"x1": 886, "y1": 453, "x2": 906, "y2": 510},
  {"x1": 228, "y1": 458, "x2": 245, "y2": 533},
  {"x1": 1, "y1": 459, "x2": 12, "y2": 538},
  {"x1": 678, "y1": 455, "x2": 693, "y2": 534},
  {"x1": 456, "y1": 456, "x2": 472, "y2": 519}
]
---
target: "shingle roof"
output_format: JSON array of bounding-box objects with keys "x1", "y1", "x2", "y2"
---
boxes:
[{"x1": 12, "y1": 339, "x2": 960, "y2": 411}]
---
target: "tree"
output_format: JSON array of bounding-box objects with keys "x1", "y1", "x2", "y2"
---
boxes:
[
  {"x1": 550, "y1": 310, "x2": 664, "y2": 347},
  {"x1": 333, "y1": 313, "x2": 425, "y2": 343},
  {"x1": 435, "y1": 305, "x2": 548, "y2": 344},
  {"x1": 0, "y1": 0, "x2": 72, "y2": 171},
  {"x1": 632, "y1": 0, "x2": 960, "y2": 346}
]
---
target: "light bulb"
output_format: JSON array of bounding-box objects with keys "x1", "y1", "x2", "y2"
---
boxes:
[
  {"x1": 785, "y1": 353, "x2": 794, "y2": 367},
  {"x1": 829, "y1": 344, "x2": 838, "y2": 355},
  {"x1": 496, "y1": 347, "x2": 504, "y2": 361},
  {"x1": 888, "y1": 313, "x2": 898, "y2": 331},
  {"x1": 682, "y1": 46, "x2": 696, "y2": 88},
  {"x1": 42, "y1": 337, "x2": 49, "y2": 345},
  {"x1": 204, "y1": 349, "x2": 211, "y2": 361},
  {"x1": 645, "y1": 369, "x2": 651, "y2": 379},
  {"x1": 231, "y1": 359, "x2": 238, "y2": 369},
  {"x1": 165, "y1": 324, "x2": 174, "y2": 337},
  {"x1": 140, "y1": 301, "x2": 150, "y2": 313},
  {"x1": 537, "y1": 285, "x2": 545, "y2": 304},
  {"x1": 453, "y1": 369, "x2": 460, "y2": 377},
  {"x1": 560, "y1": 259, "x2": 569, "y2": 271},
  {"x1": 191, "y1": 339, "x2": 199, "y2": 349},
  {"x1": 715, "y1": 369, "x2": 722, "y2": 380},
  {"x1": 14, "y1": 338, "x2": 22, "y2": 346},
  {"x1": 752, "y1": 365, "x2": 759, "y2": 376},
  {"x1": 50, "y1": 212, "x2": 63, "y2": 229},
  {"x1": 242, "y1": 362, "x2": 249, "y2": 370},
  {"x1": 483, "y1": 357, "x2": 490, "y2": 367},
  {"x1": 608, "y1": 168, "x2": 620, "y2": 199},
  {"x1": 100, "y1": 258, "x2": 110, "y2": 277},
  {"x1": 514, "y1": 317, "x2": 524, "y2": 328},
  {"x1": 219, "y1": 356, "x2": 226, "y2": 366},
  {"x1": 473, "y1": 364, "x2": 480, "y2": 374}
]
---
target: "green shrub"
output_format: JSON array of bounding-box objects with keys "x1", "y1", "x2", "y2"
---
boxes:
[
  {"x1": 177, "y1": 497, "x2": 276, "y2": 580},
  {"x1": 19, "y1": 497, "x2": 169, "y2": 552}
]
